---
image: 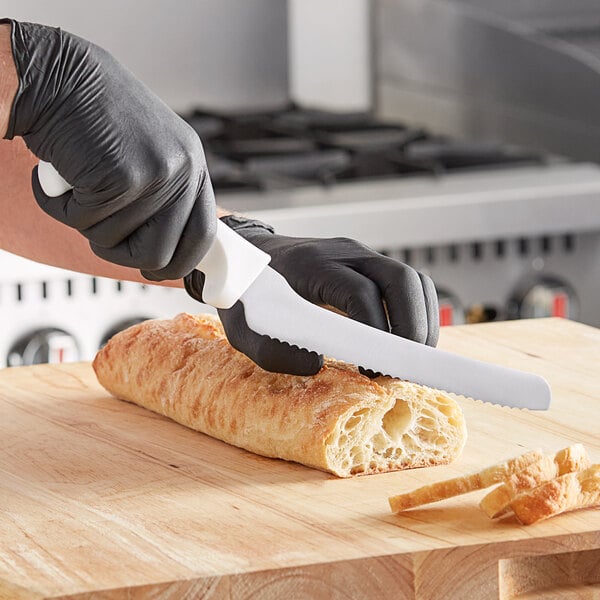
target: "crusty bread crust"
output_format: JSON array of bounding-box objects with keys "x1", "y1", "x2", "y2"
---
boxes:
[
  {"x1": 511, "y1": 464, "x2": 600, "y2": 525},
  {"x1": 388, "y1": 450, "x2": 543, "y2": 512},
  {"x1": 92, "y1": 313, "x2": 467, "y2": 478},
  {"x1": 479, "y1": 444, "x2": 590, "y2": 518}
]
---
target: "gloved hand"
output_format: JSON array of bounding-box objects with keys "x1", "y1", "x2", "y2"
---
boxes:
[
  {"x1": 185, "y1": 215, "x2": 440, "y2": 376},
  {"x1": 2, "y1": 19, "x2": 216, "y2": 280}
]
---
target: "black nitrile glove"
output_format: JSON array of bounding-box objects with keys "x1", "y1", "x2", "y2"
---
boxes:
[
  {"x1": 185, "y1": 215, "x2": 440, "y2": 376},
  {"x1": 2, "y1": 19, "x2": 216, "y2": 280}
]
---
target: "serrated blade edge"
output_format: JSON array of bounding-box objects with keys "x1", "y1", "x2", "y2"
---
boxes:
[{"x1": 240, "y1": 267, "x2": 551, "y2": 410}]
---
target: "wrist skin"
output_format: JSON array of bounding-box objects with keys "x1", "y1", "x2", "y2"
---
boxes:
[{"x1": 0, "y1": 23, "x2": 18, "y2": 138}]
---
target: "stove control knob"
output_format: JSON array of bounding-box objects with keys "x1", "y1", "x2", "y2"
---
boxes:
[
  {"x1": 509, "y1": 277, "x2": 578, "y2": 320},
  {"x1": 99, "y1": 317, "x2": 150, "y2": 348},
  {"x1": 437, "y1": 290, "x2": 464, "y2": 326},
  {"x1": 7, "y1": 328, "x2": 80, "y2": 367}
]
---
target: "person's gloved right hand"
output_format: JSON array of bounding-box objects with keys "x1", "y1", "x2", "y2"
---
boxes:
[
  {"x1": 185, "y1": 215, "x2": 439, "y2": 377},
  {"x1": 2, "y1": 18, "x2": 216, "y2": 280}
]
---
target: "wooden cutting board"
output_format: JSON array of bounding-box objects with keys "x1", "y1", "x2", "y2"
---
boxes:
[{"x1": 1, "y1": 317, "x2": 599, "y2": 600}]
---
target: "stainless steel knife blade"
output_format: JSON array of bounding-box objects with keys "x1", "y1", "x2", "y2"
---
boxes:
[{"x1": 241, "y1": 266, "x2": 552, "y2": 410}]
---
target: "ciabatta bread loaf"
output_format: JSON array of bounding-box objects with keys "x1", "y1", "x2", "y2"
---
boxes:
[{"x1": 92, "y1": 313, "x2": 467, "y2": 477}]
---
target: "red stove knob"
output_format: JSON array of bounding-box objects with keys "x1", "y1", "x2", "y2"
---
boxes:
[
  {"x1": 7, "y1": 328, "x2": 80, "y2": 367},
  {"x1": 437, "y1": 290, "x2": 464, "y2": 326},
  {"x1": 509, "y1": 277, "x2": 578, "y2": 320}
]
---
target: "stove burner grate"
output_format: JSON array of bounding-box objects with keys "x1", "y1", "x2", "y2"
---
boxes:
[{"x1": 184, "y1": 106, "x2": 546, "y2": 191}]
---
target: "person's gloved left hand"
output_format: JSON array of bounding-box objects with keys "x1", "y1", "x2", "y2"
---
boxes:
[
  {"x1": 185, "y1": 215, "x2": 440, "y2": 376},
  {"x1": 2, "y1": 18, "x2": 216, "y2": 280}
]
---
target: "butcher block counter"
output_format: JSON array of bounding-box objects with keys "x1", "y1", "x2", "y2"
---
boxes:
[{"x1": 1, "y1": 317, "x2": 599, "y2": 600}]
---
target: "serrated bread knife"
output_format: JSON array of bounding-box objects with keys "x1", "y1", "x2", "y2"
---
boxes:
[{"x1": 38, "y1": 160, "x2": 551, "y2": 410}]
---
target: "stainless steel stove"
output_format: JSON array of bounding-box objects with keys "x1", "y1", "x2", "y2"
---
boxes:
[
  {"x1": 187, "y1": 106, "x2": 600, "y2": 329},
  {"x1": 2, "y1": 0, "x2": 600, "y2": 369}
]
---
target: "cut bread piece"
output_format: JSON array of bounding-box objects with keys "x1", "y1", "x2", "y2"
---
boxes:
[
  {"x1": 554, "y1": 444, "x2": 592, "y2": 475},
  {"x1": 511, "y1": 464, "x2": 600, "y2": 525},
  {"x1": 93, "y1": 313, "x2": 467, "y2": 478},
  {"x1": 480, "y1": 444, "x2": 590, "y2": 518},
  {"x1": 388, "y1": 449, "x2": 543, "y2": 513}
]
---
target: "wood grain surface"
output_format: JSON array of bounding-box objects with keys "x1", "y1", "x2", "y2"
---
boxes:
[{"x1": 0, "y1": 317, "x2": 599, "y2": 599}]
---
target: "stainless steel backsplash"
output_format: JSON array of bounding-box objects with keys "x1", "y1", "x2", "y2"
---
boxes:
[
  {"x1": 374, "y1": 0, "x2": 600, "y2": 162},
  {"x1": 2, "y1": 0, "x2": 289, "y2": 113}
]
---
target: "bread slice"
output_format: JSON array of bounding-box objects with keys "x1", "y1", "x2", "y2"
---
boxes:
[
  {"x1": 92, "y1": 313, "x2": 467, "y2": 478},
  {"x1": 511, "y1": 464, "x2": 600, "y2": 525},
  {"x1": 479, "y1": 444, "x2": 590, "y2": 518},
  {"x1": 388, "y1": 449, "x2": 543, "y2": 512}
]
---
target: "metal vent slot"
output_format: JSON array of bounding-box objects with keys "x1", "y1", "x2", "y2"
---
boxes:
[
  {"x1": 471, "y1": 242, "x2": 483, "y2": 261},
  {"x1": 426, "y1": 246, "x2": 436, "y2": 264},
  {"x1": 563, "y1": 234, "x2": 576, "y2": 252},
  {"x1": 495, "y1": 240, "x2": 506, "y2": 258},
  {"x1": 396, "y1": 239, "x2": 487, "y2": 266},
  {"x1": 518, "y1": 238, "x2": 529, "y2": 256},
  {"x1": 393, "y1": 233, "x2": 578, "y2": 269}
]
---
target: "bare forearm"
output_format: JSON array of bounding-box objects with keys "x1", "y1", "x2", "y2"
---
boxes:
[
  {"x1": 0, "y1": 23, "x2": 18, "y2": 137},
  {"x1": 1, "y1": 24, "x2": 176, "y2": 285},
  {"x1": 5, "y1": 25, "x2": 136, "y2": 281},
  {"x1": 0, "y1": 135, "x2": 233, "y2": 287},
  {"x1": 0, "y1": 22, "x2": 226, "y2": 287},
  {"x1": 0, "y1": 137, "x2": 180, "y2": 285}
]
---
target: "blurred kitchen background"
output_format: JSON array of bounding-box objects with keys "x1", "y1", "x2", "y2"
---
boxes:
[{"x1": 2, "y1": 0, "x2": 600, "y2": 366}]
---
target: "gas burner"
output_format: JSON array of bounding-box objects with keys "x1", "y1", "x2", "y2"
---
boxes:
[
  {"x1": 205, "y1": 154, "x2": 264, "y2": 192},
  {"x1": 333, "y1": 149, "x2": 437, "y2": 180},
  {"x1": 312, "y1": 124, "x2": 426, "y2": 152},
  {"x1": 184, "y1": 106, "x2": 546, "y2": 189},
  {"x1": 211, "y1": 135, "x2": 316, "y2": 159},
  {"x1": 186, "y1": 113, "x2": 225, "y2": 140},
  {"x1": 245, "y1": 149, "x2": 351, "y2": 184},
  {"x1": 403, "y1": 138, "x2": 545, "y2": 171},
  {"x1": 270, "y1": 108, "x2": 371, "y2": 130},
  {"x1": 188, "y1": 107, "x2": 291, "y2": 141}
]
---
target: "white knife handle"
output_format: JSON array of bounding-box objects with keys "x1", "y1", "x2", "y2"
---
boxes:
[
  {"x1": 195, "y1": 220, "x2": 271, "y2": 309},
  {"x1": 37, "y1": 160, "x2": 270, "y2": 309},
  {"x1": 38, "y1": 160, "x2": 72, "y2": 197}
]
